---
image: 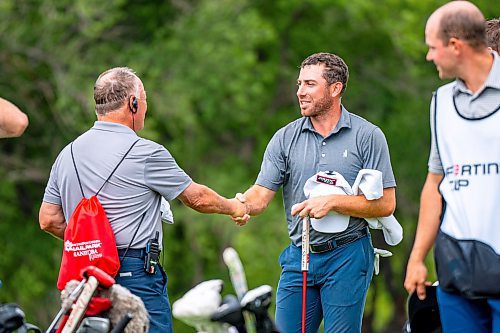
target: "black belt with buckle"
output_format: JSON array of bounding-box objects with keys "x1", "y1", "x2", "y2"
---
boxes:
[
  {"x1": 118, "y1": 248, "x2": 147, "y2": 259},
  {"x1": 309, "y1": 228, "x2": 368, "y2": 253}
]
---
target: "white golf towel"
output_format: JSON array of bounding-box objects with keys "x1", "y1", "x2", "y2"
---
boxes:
[
  {"x1": 160, "y1": 197, "x2": 174, "y2": 224},
  {"x1": 302, "y1": 169, "x2": 403, "y2": 246}
]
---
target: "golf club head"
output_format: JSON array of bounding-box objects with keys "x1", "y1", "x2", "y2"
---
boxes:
[
  {"x1": 75, "y1": 317, "x2": 110, "y2": 333},
  {"x1": 0, "y1": 303, "x2": 25, "y2": 333},
  {"x1": 241, "y1": 286, "x2": 279, "y2": 333},
  {"x1": 241, "y1": 285, "x2": 272, "y2": 314},
  {"x1": 210, "y1": 295, "x2": 246, "y2": 331}
]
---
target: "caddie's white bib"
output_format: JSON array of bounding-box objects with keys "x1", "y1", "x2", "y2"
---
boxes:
[{"x1": 435, "y1": 83, "x2": 500, "y2": 254}]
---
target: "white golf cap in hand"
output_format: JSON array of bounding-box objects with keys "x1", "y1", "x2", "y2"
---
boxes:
[{"x1": 303, "y1": 171, "x2": 352, "y2": 233}]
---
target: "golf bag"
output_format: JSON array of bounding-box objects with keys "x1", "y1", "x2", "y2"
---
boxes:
[
  {"x1": 402, "y1": 285, "x2": 441, "y2": 333},
  {"x1": 47, "y1": 266, "x2": 148, "y2": 333}
]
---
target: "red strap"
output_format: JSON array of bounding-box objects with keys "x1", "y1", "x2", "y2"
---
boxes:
[{"x1": 85, "y1": 297, "x2": 112, "y2": 316}]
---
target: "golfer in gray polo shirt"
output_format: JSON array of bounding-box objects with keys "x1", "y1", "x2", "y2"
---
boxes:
[
  {"x1": 39, "y1": 67, "x2": 247, "y2": 333},
  {"x1": 234, "y1": 53, "x2": 396, "y2": 332}
]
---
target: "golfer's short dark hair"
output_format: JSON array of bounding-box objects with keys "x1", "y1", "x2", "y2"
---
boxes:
[
  {"x1": 94, "y1": 67, "x2": 141, "y2": 115},
  {"x1": 486, "y1": 18, "x2": 500, "y2": 53},
  {"x1": 438, "y1": 10, "x2": 487, "y2": 50},
  {"x1": 301, "y1": 52, "x2": 349, "y2": 95}
]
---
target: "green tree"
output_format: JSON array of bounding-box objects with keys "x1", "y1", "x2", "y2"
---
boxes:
[{"x1": 0, "y1": 0, "x2": 496, "y2": 331}]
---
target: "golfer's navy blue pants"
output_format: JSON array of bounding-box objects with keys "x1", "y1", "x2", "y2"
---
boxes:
[
  {"x1": 437, "y1": 287, "x2": 500, "y2": 333},
  {"x1": 115, "y1": 257, "x2": 172, "y2": 333},
  {"x1": 275, "y1": 234, "x2": 374, "y2": 333}
]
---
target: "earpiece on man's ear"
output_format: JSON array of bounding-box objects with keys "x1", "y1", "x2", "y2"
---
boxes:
[{"x1": 131, "y1": 97, "x2": 138, "y2": 113}]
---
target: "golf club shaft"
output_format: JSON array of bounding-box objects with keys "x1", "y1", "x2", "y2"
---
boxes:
[
  {"x1": 302, "y1": 271, "x2": 307, "y2": 333},
  {"x1": 46, "y1": 279, "x2": 86, "y2": 333},
  {"x1": 301, "y1": 216, "x2": 310, "y2": 333}
]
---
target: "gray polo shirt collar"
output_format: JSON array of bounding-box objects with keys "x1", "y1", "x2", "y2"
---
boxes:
[
  {"x1": 302, "y1": 105, "x2": 352, "y2": 138},
  {"x1": 91, "y1": 121, "x2": 138, "y2": 136},
  {"x1": 453, "y1": 51, "x2": 500, "y2": 96}
]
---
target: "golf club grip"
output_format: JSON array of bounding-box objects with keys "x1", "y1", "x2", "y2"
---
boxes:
[
  {"x1": 301, "y1": 217, "x2": 310, "y2": 272},
  {"x1": 61, "y1": 276, "x2": 99, "y2": 333},
  {"x1": 80, "y1": 266, "x2": 115, "y2": 288},
  {"x1": 109, "y1": 313, "x2": 133, "y2": 333},
  {"x1": 222, "y1": 247, "x2": 256, "y2": 333},
  {"x1": 222, "y1": 248, "x2": 248, "y2": 299}
]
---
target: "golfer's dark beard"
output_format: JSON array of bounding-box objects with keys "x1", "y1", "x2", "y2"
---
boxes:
[{"x1": 310, "y1": 92, "x2": 333, "y2": 117}]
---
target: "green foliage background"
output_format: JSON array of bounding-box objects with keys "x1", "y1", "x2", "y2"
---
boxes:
[{"x1": 0, "y1": 0, "x2": 496, "y2": 331}]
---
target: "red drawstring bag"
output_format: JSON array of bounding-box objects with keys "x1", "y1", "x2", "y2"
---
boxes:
[
  {"x1": 57, "y1": 196, "x2": 120, "y2": 290},
  {"x1": 57, "y1": 140, "x2": 139, "y2": 290}
]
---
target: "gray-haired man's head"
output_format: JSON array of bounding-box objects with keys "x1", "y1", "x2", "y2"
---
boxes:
[{"x1": 94, "y1": 67, "x2": 141, "y2": 115}]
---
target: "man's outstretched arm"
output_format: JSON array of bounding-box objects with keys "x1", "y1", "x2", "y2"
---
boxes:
[
  {"x1": 238, "y1": 185, "x2": 277, "y2": 216},
  {"x1": 0, "y1": 98, "x2": 29, "y2": 138},
  {"x1": 178, "y1": 181, "x2": 248, "y2": 218},
  {"x1": 230, "y1": 185, "x2": 277, "y2": 226}
]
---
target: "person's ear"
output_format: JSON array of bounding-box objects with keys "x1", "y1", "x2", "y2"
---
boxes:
[
  {"x1": 330, "y1": 82, "x2": 343, "y2": 98},
  {"x1": 448, "y1": 37, "x2": 462, "y2": 54},
  {"x1": 129, "y1": 96, "x2": 138, "y2": 114}
]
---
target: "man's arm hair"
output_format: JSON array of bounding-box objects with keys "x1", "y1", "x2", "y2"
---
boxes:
[
  {"x1": 330, "y1": 187, "x2": 396, "y2": 218},
  {"x1": 178, "y1": 182, "x2": 246, "y2": 217},
  {"x1": 237, "y1": 185, "x2": 276, "y2": 216},
  {"x1": 292, "y1": 187, "x2": 396, "y2": 219},
  {"x1": 0, "y1": 97, "x2": 29, "y2": 138},
  {"x1": 39, "y1": 202, "x2": 67, "y2": 239}
]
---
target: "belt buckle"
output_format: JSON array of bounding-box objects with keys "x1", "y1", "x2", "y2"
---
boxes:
[
  {"x1": 310, "y1": 239, "x2": 336, "y2": 254},
  {"x1": 325, "y1": 240, "x2": 334, "y2": 252}
]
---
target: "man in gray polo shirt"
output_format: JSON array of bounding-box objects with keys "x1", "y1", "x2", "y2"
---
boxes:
[
  {"x1": 404, "y1": 2, "x2": 500, "y2": 332},
  {"x1": 39, "y1": 67, "x2": 247, "y2": 333},
  {"x1": 234, "y1": 53, "x2": 396, "y2": 332}
]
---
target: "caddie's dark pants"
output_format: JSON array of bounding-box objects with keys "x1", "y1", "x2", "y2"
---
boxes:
[
  {"x1": 437, "y1": 287, "x2": 500, "y2": 333},
  {"x1": 115, "y1": 256, "x2": 171, "y2": 333}
]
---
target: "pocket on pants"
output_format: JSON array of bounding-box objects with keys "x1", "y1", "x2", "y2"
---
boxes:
[
  {"x1": 323, "y1": 239, "x2": 372, "y2": 307},
  {"x1": 278, "y1": 244, "x2": 300, "y2": 272},
  {"x1": 117, "y1": 258, "x2": 167, "y2": 298}
]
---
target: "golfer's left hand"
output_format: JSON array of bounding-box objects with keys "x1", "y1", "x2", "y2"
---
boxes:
[{"x1": 291, "y1": 196, "x2": 332, "y2": 219}]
